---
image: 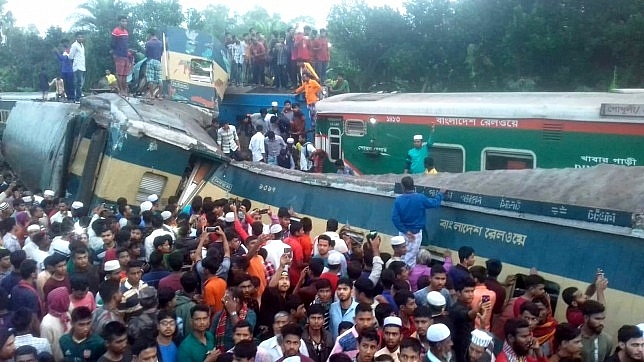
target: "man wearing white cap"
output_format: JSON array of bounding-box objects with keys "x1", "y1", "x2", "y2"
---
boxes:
[
  {"x1": 249, "y1": 124, "x2": 267, "y2": 162},
  {"x1": 385, "y1": 236, "x2": 407, "y2": 268},
  {"x1": 468, "y1": 329, "x2": 495, "y2": 362},
  {"x1": 375, "y1": 316, "x2": 404, "y2": 361},
  {"x1": 427, "y1": 323, "x2": 453, "y2": 362},
  {"x1": 261, "y1": 223, "x2": 291, "y2": 269},
  {"x1": 392, "y1": 176, "x2": 445, "y2": 268},
  {"x1": 147, "y1": 194, "x2": 159, "y2": 211},
  {"x1": 22, "y1": 224, "x2": 43, "y2": 260},
  {"x1": 404, "y1": 124, "x2": 435, "y2": 174}
]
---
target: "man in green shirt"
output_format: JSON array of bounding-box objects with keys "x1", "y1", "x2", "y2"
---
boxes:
[
  {"x1": 404, "y1": 125, "x2": 435, "y2": 174},
  {"x1": 59, "y1": 306, "x2": 106, "y2": 362},
  {"x1": 329, "y1": 73, "x2": 350, "y2": 95},
  {"x1": 178, "y1": 304, "x2": 219, "y2": 362}
]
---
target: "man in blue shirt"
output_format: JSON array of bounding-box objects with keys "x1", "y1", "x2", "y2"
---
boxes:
[
  {"x1": 391, "y1": 176, "x2": 445, "y2": 268},
  {"x1": 145, "y1": 30, "x2": 163, "y2": 98},
  {"x1": 329, "y1": 278, "x2": 358, "y2": 340},
  {"x1": 404, "y1": 125, "x2": 435, "y2": 174}
]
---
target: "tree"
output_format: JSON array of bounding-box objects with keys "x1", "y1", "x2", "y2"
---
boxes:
[{"x1": 130, "y1": 0, "x2": 184, "y2": 42}]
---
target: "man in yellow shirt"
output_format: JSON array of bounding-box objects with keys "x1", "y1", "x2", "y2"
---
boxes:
[
  {"x1": 105, "y1": 69, "x2": 117, "y2": 89},
  {"x1": 293, "y1": 72, "x2": 322, "y2": 131}
]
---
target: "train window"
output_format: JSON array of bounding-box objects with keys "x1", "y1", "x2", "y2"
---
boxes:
[
  {"x1": 430, "y1": 144, "x2": 465, "y2": 173},
  {"x1": 0, "y1": 110, "x2": 9, "y2": 124},
  {"x1": 482, "y1": 147, "x2": 536, "y2": 170},
  {"x1": 136, "y1": 172, "x2": 167, "y2": 203},
  {"x1": 328, "y1": 127, "x2": 341, "y2": 161},
  {"x1": 189, "y1": 59, "x2": 213, "y2": 84},
  {"x1": 345, "y1": 119, "x2": 365, "y2": 137}
]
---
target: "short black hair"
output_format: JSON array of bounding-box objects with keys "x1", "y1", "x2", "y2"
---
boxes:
[
  {"x1": 280, "y1": 323, "x2": 303, "y2": 339},
  {"x1": 374, "y1": 303, "x2": 394, "y2": 327},
  {"x1": 15, "y1": 345, "x2": 38, "y2": 359},
  {"x1": 233, "y1": 340, "x2": 257, "y2": 359},
  {"x1": 469, "y1": 265, "x2": 487, "y2": 282},
  {"x1": 430, "y1": 264, "x2": 447, "y2": 275},
  {"x1": 525, "y1": 275, "x2": 545, "y2": 289},
  {"x1": 190, "y1": 304, "x2": 210, "y2": 318},
  {"x1": 458, "y1": 246, "x2": 475, "y2": 261},
  {"x1": 393, "y1": 290, "x2": 414, "y2": 308},
  {"x1": 561, "y1": 287, "x2": 579, "y2": 306},
  {"x1": 357, "y1": 327, "x2": 379, "y2": 344},
  {"x1": 10, "y1": 250, "x2": 27, "y2": 269},
  {"x1": 520, "y1": 302, "x2": 541, "y2": 317},
  {"x1": 102, "y1": 321, "x2": 127, "y2": 342},
  {"x1": 414, "y1": 305, "x2": 432, "y2": 319},
  {"x1": 618, "y1": 325, "x2": 643, "y2": 343},
  {"x1": 554, "y1": 323, "x2": 580, "y2": 346},
  {"x1": 401, "y1": 176, "x2": 414, "y2": 191},
  {"x1": 19, "y1": 259, "x2": 37, "y2": 279},
  {"x1": 118, "y1": 15, "x2": 128, "y2": 21},
  {"x1": 99, "y1": 280, "x2": 120, "y2": 303},
  {"x1": 356, "y1": 302, "x2": 374, "y2": 315},
  {"x1": 400, "y1": 337, "x2": 422, "y2": 354},
  {"x1": 326, "y1": 218, "x2": 338, "y2": 231},
  {"x1": 307, "y1": 303, "x2": 326, "y2": 318},
  {"x1": 454, "y1": 277, "x2": 476, "y2": 292},
  {"x1": 70, "y1": 273, "x2": 89, "y2": 291},
  {"x1": 504, "y1": 318, "x2": 530, "y2": 339},
  {"x1": 233, "y1": 319, "x2": 252, "y2": 333},
  {"x1": 167, "y1": 251, "x2": 183, "y2": 271},
  {"x1": 11, "y1": 308, "x2": 33, "y2": 332},
  {"x1": 580, "y1": 300, "x2": 605, "y2": 316},
  {"x1": 354, "y1": 277, "x2": 376, "y2": 299},
  {"x1": 71, "y1": 306, "x2": 92, "y2": 322},
  {"x1": 485, "y1": 258, "x2": 502, "y2": 277}
]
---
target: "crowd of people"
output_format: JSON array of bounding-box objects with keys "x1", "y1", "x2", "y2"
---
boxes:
[{"x1": 0, "y1": 168, "x2": 636, "y2": 362}]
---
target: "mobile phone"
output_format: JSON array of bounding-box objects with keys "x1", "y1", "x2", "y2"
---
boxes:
[
  {"x1": 368, "y1": 230, "x2": 378, "y2": 240},
  {"x1": 205, "y1": 226, "x2": 219, "y2": 232},
  {"x1": 482, "y1": 295, "x2": 490, "y2": 303},
  {"x1": 258, "y1": 208, "x2": 269, "y2": 214},
  {"x1": 284, "y1": 247, "x2": 292, "y2": 256}
]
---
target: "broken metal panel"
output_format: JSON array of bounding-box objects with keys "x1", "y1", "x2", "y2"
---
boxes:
[{"x1": 2, "y1": 101, "x2": 79, "y2": 194}]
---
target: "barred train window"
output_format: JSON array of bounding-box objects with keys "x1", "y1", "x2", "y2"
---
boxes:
[
  {"x1": 430, "y1": 144, "x2": 465, "y2": 173},
  {"x1": 344, "y1": 119, "x2": 365, "y2": 137},
  {"x1": 136, "y1": 172, "x2": 167, "y2": 203}
]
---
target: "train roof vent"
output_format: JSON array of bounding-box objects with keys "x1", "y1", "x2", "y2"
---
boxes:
[{"x1": 542, "y1": 122, "x2": 563, "y2": 141}]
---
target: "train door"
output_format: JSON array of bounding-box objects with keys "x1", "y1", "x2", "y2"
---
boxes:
[
  {"x1": 177, "y1": 156, "x2": 218, "y2": 207},
  {"x1": 481, "y1": 147, "x2": 536, "y2": 170}
]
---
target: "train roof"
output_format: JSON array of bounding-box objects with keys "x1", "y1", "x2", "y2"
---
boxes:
[
  {"x1": 317, "y1": 91, "x2": 644, "y2": 123},
  {"x1": 81, "y1": 94, "x2": 222, "y2": 155}
]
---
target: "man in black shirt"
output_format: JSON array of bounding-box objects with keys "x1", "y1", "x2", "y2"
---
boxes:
[{"x1": 448, "y1": 277, "x2": 490, "y2": 362}]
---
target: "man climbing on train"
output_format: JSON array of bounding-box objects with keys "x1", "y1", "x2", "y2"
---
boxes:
[{"x1": 404, "y1": 125, "x2": 435, "y2": 174}]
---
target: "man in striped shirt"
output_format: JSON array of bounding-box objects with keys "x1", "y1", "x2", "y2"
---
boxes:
[{"x1": 217, "y1": 120, "x2": 241, "y2": 160}]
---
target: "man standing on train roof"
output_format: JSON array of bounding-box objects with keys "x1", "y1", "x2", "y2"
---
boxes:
[
  {"x1": 392, "y1": 176, "x2": 445, "y2": 268},
  {"x1": 405, "y1": 125, "x2": 436, "y2": 174}
]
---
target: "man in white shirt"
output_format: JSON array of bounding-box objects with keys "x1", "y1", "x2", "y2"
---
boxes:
[
  {"x1": 50, "y1": 202, "x2": 72, "y2": 224},
  {"x1": 216, "y1": 120, "x2": 241, "y2": 160},
  {"x1": 249, "y1": 125, "x2": 266, "y2": 162},
  {"x1": 298, "y1": 135, "x2": 317, "y2": 172},
  {"x1": 68, "y1": 32, "x2": 86, "y2": 103}
]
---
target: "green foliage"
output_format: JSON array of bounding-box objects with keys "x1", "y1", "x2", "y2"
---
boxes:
[{"x1": 1, "y1": 0, "x2": 644, "y2": 92}]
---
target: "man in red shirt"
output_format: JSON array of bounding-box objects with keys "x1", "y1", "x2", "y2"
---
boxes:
[
  {"x1": 284, "y1": 221, "x2": 305, "y2": 286},
  {"x1": 311, "y1": 28, "x2": 330, "y2": 84},
  {"x1": 497, "y1": 318, "x2": 548, "y2": 362},
  {"x1": 319, "y1": 252, "x2": 343, "y2": 292}
]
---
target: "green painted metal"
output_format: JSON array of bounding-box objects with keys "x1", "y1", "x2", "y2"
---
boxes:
[{"x1": 317, "y1": 117, "x2": 643, "y2": 174}]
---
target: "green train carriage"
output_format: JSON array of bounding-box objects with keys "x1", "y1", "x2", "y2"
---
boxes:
[{"x1": 315, "y1": 91, "x2": 644, "y2": 175}]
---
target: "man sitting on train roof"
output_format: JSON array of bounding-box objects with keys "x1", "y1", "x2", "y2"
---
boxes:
[{"x1": 404, "y1": 125, "x2": 435, "y2": 174}]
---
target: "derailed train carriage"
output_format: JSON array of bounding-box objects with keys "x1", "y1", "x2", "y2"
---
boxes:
[{"x1": 2, "y1": 94, "x2": 644, "y2": 336}]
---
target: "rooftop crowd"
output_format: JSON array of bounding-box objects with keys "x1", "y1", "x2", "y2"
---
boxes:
[{"x1": 0, "y1": 173, "x2": 637, "y2": 362}]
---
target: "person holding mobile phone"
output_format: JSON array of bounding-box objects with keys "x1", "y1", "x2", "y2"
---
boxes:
[{"x1": 469, "y1": 266, "x2": 496, "y2": 331}]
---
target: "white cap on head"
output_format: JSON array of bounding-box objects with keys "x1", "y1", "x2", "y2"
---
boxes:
[
  {"x1": 269, "y1": 224, "x2": 283, "y2": 234},
  {"x1": 413, "y1": 135, "x2": 423, "y2": 141},
  {"x1": 71, "y1": 201, "x2": 84, "y2": 210},
  {"x1": 161, "y1": 211, "x2": 172, "y2": 221},
  {"x1": 147, "y1": 194, "x2": 159, "y2": 203},
  {"x1": 282, "y1": 357, "x2": 301, "y2": 362},
  {"x1": 383, "y1": 316, "x2": 403, "y2": 328},
  {"x1": 224, "y1": 212, "x2": 235, "y2": 223},
  {"x1": 390, "y1": 236, "x2": 406, "y2": 246},
  {"x1": 328, "y1": 252, "x2": 344, "y2": 266},
  {"x1": 287, "y1": 137, "x2": 294, "y2": 144},
  {"x1": 27, "y1": 224, "x2": 42, "y2": 233},
  {"x1": 140, "y1": 201, "x2": 153, "y2": 212},
  {"x1": 119, "y1": 218, "x2": 128, "y2": 228},
  {"x1": 0, "y1": 202, "x2": 9, "y2": 211},
  {"x1": 271, "y1": 101, "x2": 278, "y2": 107},
  {"x1": 427, "y1": 323, "x2": 451, "y2": 342},
  {"x1": 427, "y1": 291, "x2": 446, "y2": 307},
  {"x1": 104, "y1": 260, "x2": 121, "y2": 272},
  {"x1": 22, "y1": 196, "x2": 33, "y2": 203},
  {"x1": 44, "y1": 190, "x2": 55, "y2": 197},
  {"x1": 34, "y1": 195, "x2": 44, "y2": 204},
  {"x1": 638, "y1": 323, "x2": 644, "y2": 334},
  {"x1": 470, "y1": 329, "x2": 493, "y2": 348}
]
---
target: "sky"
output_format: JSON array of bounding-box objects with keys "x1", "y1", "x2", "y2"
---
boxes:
[{"x1": 4, "y1": 0, "x2": 405, "y2": 35}]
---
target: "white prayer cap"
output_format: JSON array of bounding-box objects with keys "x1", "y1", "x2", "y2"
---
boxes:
[
  {"x1": 140, "y1": 201, "x2": 153, "y2": 212},
  {"x1": 27, "y1": 224, "x2": 42, "y2": 233},
  {"x1": 390, "y1": 236, "x2": 406, "y2": 246},
  {"x1": 269, "y1": 224, "x2": 282, "y2": 234},
  {"x1": 287, "y1": 137, "x2": 294, "y2": 144},
  {"x1": 119, "y1": 218, "x2": 129, "y2": 228},
  {"x1": 271, "y1": 101, "x2": 278, "y2": 107},
  {"x1": 224, "y1": 212, "x2": 235, "y2": 223},
  {"x1": 413, "y1": 135, "x2": 423, "y2": 141},
  {"x1": 161, "y1": 211, "x2": 172, "y2": 221},
  {"x1": 383, "y1": 316, "x2": 403, "y2": 328},
  {"x1": 427, "y1": 323, "x2": 450, "y2": 342},
  {"x1": 104, "y1": 260, "x2": 121, "y2": 272},
  {"x1": 427, "y1": 291, "x2": 446, "y2": 307},
  {"x1": 21, "y1": 196, "x2": 33, "y2": 203},
  {"x1": 147, "y1": 194, "x2": 159, "y2": 203},
  {"x1": 71, "y1": 201, "x2": 84, "y2": 210},
  {"x1": 34, "y1": 196, "x2": 44, "y2": 204},
  {"x1": 638, "y1": 323, "x2": 644, "y2": 334},
  {"x1": 470, "y1": 329, "x2": 493, "y2": 348},
  {"x1": 44, "y1": 190, "x2": 55, "y2": 197}
]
